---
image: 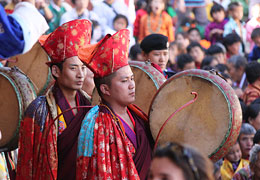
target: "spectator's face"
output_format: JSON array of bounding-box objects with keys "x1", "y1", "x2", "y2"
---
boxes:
[
  {"x1": 146, "y1": 49, "x2": 169, "y2": 71},
  {"x1": 150, "y1": 0, "x2": 165, "y2": 15},
  {"x1": 212, "y1": 10, "x2": 225, "y2": 23},
  {"x1": 148, "y1": 157, "x2": 186, "y2": 180},
  {"x1": 189, "y1": 46, "x2": 205, "y2": 64},
  {"x1": 225, "y1": 143, "x2": 242, "y2": 163},
  {"x1": 176, "y1": 34, "x2": 189, "y2": 49},
  {"x1": 183, "y1": 61, "x2": 196, "y2": 70},
  {"x1": 114, "y1": 18, "x2": 128, "y2": 31},
  {"x1": 105, "y1": 0, "x2": 114, "y2": 4},
  {"x1": 227, "y1": 42, "x2": 240, "y2": 56},
  {"x1": 82, "y1": 67, "x2": 95, "y2": 96},
  {"x1": 188, "y1": 30, "x2": 201, "y2": 42},
  {"x1": 230, "y1": 6, "x2": 243, "y2": 20},
  {"x1": 75, "y1": 0, "x2": 89, "y2": 9},
  {"x1": 249, "y1": 112, "x2": 260, "y2": 131},
  {"x1": 213, "y1": 53, "x2": 226, "y2": 64},
  {"x1": 169, "y1": 45, "x2": 178, "y2": 64},
  {"x1": 227, "y1": 62, "x2": 244, "y2": 82},
  {"x1": 239, "y1": 134, "x2": 255, "y2": 159},
  {"x1": 253, "y1": 36, "x2": 260, "y2": 48},
  {"x1": 210, "y1": 58, "x2": 219, "y2": 67}
]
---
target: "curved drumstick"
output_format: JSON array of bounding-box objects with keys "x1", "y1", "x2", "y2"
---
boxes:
[{"x1": 153, "y1": 92, "x2": 198, "y2": 151}]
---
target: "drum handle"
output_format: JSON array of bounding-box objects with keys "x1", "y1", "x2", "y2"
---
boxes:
[{"x1": 153, "y1": 92, "x2": 198, "y2": 151}]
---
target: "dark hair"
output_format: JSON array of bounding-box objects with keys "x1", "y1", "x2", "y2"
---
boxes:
[
  {"x1": 113, "y1": 14, "x2": 129, "y2": 27},
  {"x1": 201, "y1": 56, "x2": 218, "y2": 69},
  {"x1": 94, "y1": 72, "x2": 117, "y2": 97},
  {"x1": 50, "y1": 61, "x2": 64, "y2": 80},
  {"x1": 245, "y1": 62, "x2": 260, "y2": 84},
  {"x1": 187, "y1": 42, "x2": 204, "y2": 53},
  {"x1": 206, "y1": 44, "x2": 224, "y2": 55},
  {"x1": 177, "y1": 54, "x2": 194, "y2": 70},
  {"x1": 251, "y1": 28, "x2": 260, "y2": 40},
  {"x1": 188, "y1": 27, "x2": 200, "y2": 35},
  {"x1": 153, "y1": 142, "x2": 214, "y2": 180},
  {"x1": 252, "y1": 98, "x2": 260, "y2": 105},
  {"x1": 253, "y1": 130, "x2": 260, "y2": 144},
  {"x1": 175, "y1": 31, "x2": 189, "y2": 40},
  {"x1": 240, "y1": 99, "x2": 248, "y2": 122},
  {"x1": 215, "y1": 63, "x2": 228, "y2": 73},
  {"x1": 223, "y1": 33, "x2": 241, "y2": 48},
  {"x1": 210, "y1": 3, "x2": 225, "y2": 17},
  {"x1": 228, "y1": 2, "x2": 242, "y2": 11},
  {"x1": 129, "y1": 43, "x2": 142, "y2": 60},
  {"x1": 247, "y1": 103, "x2": 260, "y2": 120}
]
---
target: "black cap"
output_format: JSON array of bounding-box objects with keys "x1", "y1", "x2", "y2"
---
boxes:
[{"x1": 140, "y1": 34, "x2": 169, "y2": 53}]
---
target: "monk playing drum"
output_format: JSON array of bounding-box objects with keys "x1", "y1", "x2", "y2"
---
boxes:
[
  {"x1": 76, "y1": 29, "x2": 154, "y2": 180},
  {"x1": 16, "y1": 19, "x2": 92, "y2": 180}
]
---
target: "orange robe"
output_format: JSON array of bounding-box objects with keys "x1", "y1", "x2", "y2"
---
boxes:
[
  {"x1": 139, "y1": 11, "x2": 174, "y2": 42},
  {"x1": 242, "y1": 81, "x2": 260, "y2": 105}
]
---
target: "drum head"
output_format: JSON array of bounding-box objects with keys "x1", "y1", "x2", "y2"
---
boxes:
[
  {"x1": 91, "y1": 61, "x2": 166, "y2": 114},
  {"x1": 8, "y1": 42, "x2": 53, "y2": 95},
  {"x1": 0, "y1": 72, "x2": 20, "y2": 147},
  {"x1": 149, "y1": 69, "x2": 242, "y2": 161}
]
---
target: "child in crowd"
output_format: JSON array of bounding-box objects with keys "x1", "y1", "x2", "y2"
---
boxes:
[
  {"x1": 246, "y1": 4, "x2": 260, "y2": 51},
  {"x1": 176, "y1": 54, "x2": 195, "y2": 71},
  {"x1": 129, "y1": 43, "x2": 143, "y2": 61},
  {"x1": 220, "y1": 141, "x2": 249, "y2": 180},
  {"x1": 206, "y1": 44, "x2": 226, "y2": 64},
  {"x1": 175, "y1": 32, "x2": 190, "y2": 54},
  {"x1": 188, "y1": 27, "x2": 211, "y2": 49},
  {"x1": 242, "y1": 61, "x2": 260, "y2": 105},
  {"x1": 247, "y1": 102, "x2": 260, "y2": 131},
  {"x1": 139, "y1": 0, "x2": 174, "y2": 42},
  {"x1": 223, "y1": 2, "x2": 246, "y2": 45},
  {"x1": 187, "y1": 42, "x2": 205, "y2": 69},
  {"x1": 167, "y1": 41, "x2": 178, "y2": 72},
  {"x1": 223, "y1": 33, "x2": 243, "y2": 59},
  {"x1": 248, "y1": 28, "x2": 260, "y2": 62},
  {"x1": 200, "y1": 56, "x2": 219, "y2": 69},
  {"x1": 205, "y1": 4, "x2": 228, "y2": 44}
]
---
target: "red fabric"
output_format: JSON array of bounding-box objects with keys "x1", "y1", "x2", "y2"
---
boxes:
[
  {"x1": 133, "y1": 9, "x2": 147, "y2": 37},
  {"x1": 78, "y1": 29, "x2": 130, "y2": 78},
  {"x1": 16, "y1": 106, "x2": 58, "y2": 180},
  {"x1": 242, "y1": 82, "x2": 260, "y2": 105},
  {"x1": 39, "y1": 19, "x2": 92, "y2": 65},
  {"x1": 76, "y1": 108, "x2": 140, "y2": 180}
]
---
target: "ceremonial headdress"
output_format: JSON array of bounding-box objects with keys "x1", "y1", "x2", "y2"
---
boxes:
[
  {"x1": 39, "y1": 19, "x2": 92, "y2": 66},
  {"x1": 78, "y1": 29, "x2": 130, "y2": 78},
  {"x1": 140, "y1": 34, "x2": 169, "y2": 54}
]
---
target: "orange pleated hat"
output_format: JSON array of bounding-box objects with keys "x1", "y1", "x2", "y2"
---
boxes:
[
  {"x1": 39, "y1": 19, "x2": 92, "y2": 66},
  {"x1": 78, "y1": 29, "x2": 130, "y2": 78}
]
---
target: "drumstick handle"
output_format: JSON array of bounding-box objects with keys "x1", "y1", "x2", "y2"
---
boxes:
[{"x1": 153, "y1": 92, "x2": 198, "y2": 152}]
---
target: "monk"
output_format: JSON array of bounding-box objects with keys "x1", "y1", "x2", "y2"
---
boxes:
[
  {"x1": 16, "y1": 19, "x2": 92, "y2": 180},
  {"x1": 76, "y1": 29, "x2": 154, "y2": 180}
]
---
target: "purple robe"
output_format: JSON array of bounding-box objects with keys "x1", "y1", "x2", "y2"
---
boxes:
[
  {"x1": 52, "y1": 84, "x2": 91, "y2": 180},
  {"x1": 204, "y1": 19, "x2": 228, "y2": 44}
]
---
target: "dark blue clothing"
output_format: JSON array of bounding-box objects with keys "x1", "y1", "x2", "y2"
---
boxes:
[
  {"x1": 248, "y1": 45, "x2": 260, "y2": 62},
  {"x1": 0, "y1": 4, "x2": 24, "y2": 59}
]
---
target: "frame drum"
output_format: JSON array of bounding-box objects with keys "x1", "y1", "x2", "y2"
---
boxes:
[{"x1": 149, "y1": 69, "x2": 242, "y2": 162}]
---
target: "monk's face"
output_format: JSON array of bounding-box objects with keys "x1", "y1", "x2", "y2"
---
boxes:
[
  {"x1": 145, "y1": 49, "x2": 169, "y2": 71},
  {"x1": 53, "y1": 56, "x2": 87, "y2": 91},
  {"x1": 106, "y1": 65, "x2": 135, "y2": 106}
]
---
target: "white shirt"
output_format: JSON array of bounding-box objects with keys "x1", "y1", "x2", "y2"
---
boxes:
[{"x1": 60, "y1": 8, "x2": 100, "y2": 25}]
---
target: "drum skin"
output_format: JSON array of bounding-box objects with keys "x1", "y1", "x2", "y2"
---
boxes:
[
  {"x1": 91, "y1": 61, "x2": 166, "y2": 114},
  {"x1": 0, "y1": 67, "x2": 36, "y2": 151},
  {"x1": 149, "y1": 69, "x2": 242, "y2": 162},
  {"x1": 8, "y1": 42, "x2": 54, "y2": 95}
]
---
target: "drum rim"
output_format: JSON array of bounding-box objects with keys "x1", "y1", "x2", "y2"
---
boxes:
[
  {"x1": 0, "y1": 71, "x2": 23, "y2": 149},
  {"x1": 148, "y1": 69, "x2": 239, "y2": 159},
  {"x1": 129, "y1": 62, "x2": 166, "y2": 89}
]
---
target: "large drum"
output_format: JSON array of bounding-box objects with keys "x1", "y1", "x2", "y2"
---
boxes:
[
  {"x1": 8, "y1": 42, "x2": 54, "y2": 95},
  {"x1": 149, "y1": 69, "x2": 242, "y2": 162},
  {"x1": 0, "y1": 67, "x2": 36, "y2": 151},
  {"x1": 92, "y1": 61, "x2": 166, "y2": 114}
]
